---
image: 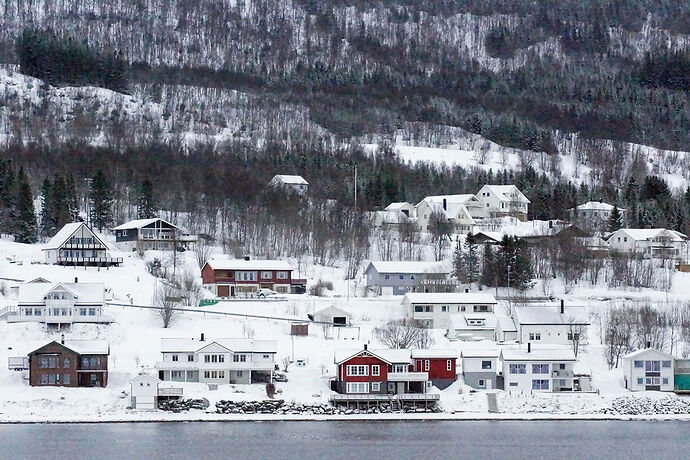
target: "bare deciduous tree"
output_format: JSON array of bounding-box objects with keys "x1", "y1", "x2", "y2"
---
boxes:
[
  {"x1": 374, "y1": 319, "x2": 434, "y2": 349},
  {"x1": 155, "y1": 282, "x2": 182, "y2": 328}
]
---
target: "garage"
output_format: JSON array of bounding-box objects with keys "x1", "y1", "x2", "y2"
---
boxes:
[{"x1": 217, "y1": 285, "x2": 230, "y2": 298}]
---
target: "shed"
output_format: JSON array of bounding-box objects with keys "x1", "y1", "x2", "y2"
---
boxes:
[
  {"x1": 311, "y1": 306, "x2": 352, "y2": 326},
  {"x1": 130, "y1": 374, "x2": 159, "y2": 410},
  {"x1": 290, "y1": 322, "x2": 309, "y2": 336}
]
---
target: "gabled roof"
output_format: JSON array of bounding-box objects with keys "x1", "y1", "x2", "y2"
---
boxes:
[
  {"x1": 26, "y1": 277, "x2": 51, "y2": 284},
  {"x1": 449, "y1": 313, "x2": 497, "y2": 331},
  {"x1": 203, "y1": 259, "x2": 293, "y2": 271},
  {"x1": 416, "y1": 194, "x2": 480, "y2": 221},
  {"x1": 372, "y1": 210, "x2": 410, "y2": 224},
  {"x1": 512, "y1": 305, "x2": 589, "y2": 325},
  {"x1": 366, "y1": 260, "x2": 449, "y2": 275},
  {"x1": 567, "y1": 201, "x2": 624, "y2": 212},
  {"x1": 384, "y1": 202, "x2": 413, "y2": 211},
  {"x1": 160, "y1": 338, "x2": 277, "y2": 354},
  {"x1": 410, "y1": 348, "x2": 457, "y2": 359},
  {"x1": 112, "y1": 218, "x2": 178, "y2": 231},
  {"x1": 500, "y1": 345, "x2": 575, "y2": 362},
  {"x1": 43, "y1": 222, "x2": 109, "y2": 250},
  {"x1": 460, "y1": 348, "x2": 500, "y2": 358},
  {"x1": 479, "y1": 185, "x2": 531, "y2": 204},
  {"x1": 18, "y1": 282, "x2": 105, "y2": 305},
  {"x1": 29, "y1": 340, "x2": 110, "y2": 356},
  {"x1": 404, "y1": 292, "x2": 497, "y2": 305},
  {"x1": 608, "y1": 228, "x2": 687, "y2": 242},
  {"x1": 334, "y1": 348, "x2": 411, "y2": 365},
  {"x1": 313, "y1": 306, "x2": 352, "y2": 318},
  {"x1": 622, "y1": 348, "x2": 676, "y2": 360},
  {"x1": 269, "y1": 175, "x2": 308, "y2": 185}
]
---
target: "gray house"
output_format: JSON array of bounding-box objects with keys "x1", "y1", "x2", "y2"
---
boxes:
[
  {"x1": 460, "y1": 348, "x2": 500, "y2": 390},
  {"x1": 364, "y1": 261, "x2": 451, "y2": 296}
]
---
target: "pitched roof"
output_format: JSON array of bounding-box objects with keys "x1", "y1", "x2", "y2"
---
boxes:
[
  {"x1": 334, "y1": 348, "x2": 412, "y2": 365},
  {"x1": 270, "y1": 175, "x2": 308, "y2": 185},
  {"x1": 112, "y1": 218, "x2": 179, "y2": 231},
  {"x1": 31, "y1": 340, "x2": 110, "y2": 356},
  {"x1": 622, "y1": 348, "x2": 676, "y2": 360},
  {"x1": 512, "y1": 305, "x2": 589, "y2": 325},
  {"x1": 313, "y1": 306, "x2": 352, "y2": 318},
  {"x1": 481, "y1": 185, "x2": 531, "y2": 203},
  {"x1": 610, "y1": 228, "x2": 687, "y2": 242},
  {"x1": 160, "y1": 338, "x2": 277, "y2": 354},
  {"x1": 18, "y1": 282, "x2": 105, "y2": 305},
  {"x1": 410, "y1": 348, "x2": 457, "y2": 359},
  {"x1": 204, "y1": 259, "x2": 293, "y2": 271},
  {"x1": 43, "y1": 222, "x2": 108, "y2": 250},
  {"x1": 449, "y1": 313, "x2": 497, "y2": 331},
  {"x1": 384, "y1": 202, "x2": 413, "y2": 211},
  {"x1": 500, "y1": 345, "x2": 575, "y2": 362},
  {"x1": 403, "y1": 292, "x2": 497, "y2": 305},
  {"x1": 460, "y1": 348, "x2": 500, "y2": 358},
  {"x1": 366, "y1": 260, "x2": 449, "y2": 275},
  {"x1": 567, "y1": 201, "x2": 624, "y2": 212},
  {"x1": 416, "y1": 195, "x2": 479, "y2": 221}
]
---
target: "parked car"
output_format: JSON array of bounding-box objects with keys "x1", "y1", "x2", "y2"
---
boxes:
[
  {"x1": 273, "y1": 372, "x2": 288, "y2": 382},
  {"x1": 257, "y1": 288, "x2": 278, "y2": 298}
]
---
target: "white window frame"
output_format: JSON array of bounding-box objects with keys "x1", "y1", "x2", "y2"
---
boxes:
[
  {"x1": 346, "y1": 382, "x2": 369, "y2": 394},
  {"x1": 446, "y1": 360, "x2": 452, "y2": 371},
  {"x1": 371, "y1": 382, "x2": 380, "y2": 392},
  {"x1": 371, "y1": 365, "x2": 380, "y2": 376}
]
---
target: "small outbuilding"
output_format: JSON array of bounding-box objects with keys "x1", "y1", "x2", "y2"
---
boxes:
[
  {"x1": 130, "y1": 374, "x2": 160, "y2": 410},
  {"x1": 310, "y1": 306, "x2": 352, "y2": 326}
]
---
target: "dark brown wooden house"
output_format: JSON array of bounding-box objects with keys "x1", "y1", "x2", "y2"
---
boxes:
[{"x1": 28, "y1": 338, "x2": 110, "y2": 387}]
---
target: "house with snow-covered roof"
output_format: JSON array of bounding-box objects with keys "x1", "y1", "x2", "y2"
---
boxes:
[
  {"x1": 566, "y1": 201, "x2": 625, "y2": 229},
  {"x1": 364, "y1": 260, "x2": 452, "y2": 296},
  {"x1": 5, "y1": 281, "x2": 111, "y2": 326},
  {"x1": 42, "y1": 222, "x2": 121, "y2": 267},
  {"x1": 622, "y1": 348, "x2": 675, "y2": 392},
  {"x1": 511, "y1": 301, "x2": 589, "y2": 346},
  {"x1": 460, "y1": 348, "x2": 500, "y2": 390},
  {"x1": 113, "y1": 217, "x2": 196, "y2": 251},
  {"x1": 201, "y1": 258, "x2": 304, "y2": 296},
  {"x1": 415, "y1": 194, "x2": 483, "y2": 234},
  {"x1": 404, "y1": 292, "x2": 497, "y2": 329},
  {"x1": 476, "y1": 184, "x2": 530, "y2": 221},
  {"x1": 331, "y1": 344, "x2": 457, "y2": 396},
  {"x1": 156, "y1": 334, "x2": 277, "y2": 384},
  {"x1": 500, "y1": 344, "x2": 577, "y2": 392},
  {"x1": 447, "y1": 312, "x2": 497, "y2": 341},
  {"x1": 267, "y1": 174, "x2": 309, "y2": 194},
  {"x1": 384, "y1": 202, "x2": 415, "y2": 217},
  {"x1": 28, "y1": 337, "x2": 110, "y2": 387},
  {"x1": 369, "y1": 210, "x2": 416, "y2": 229},
  {"x1": 606, "y1": 228, "x2": 687, "y2": 259}
]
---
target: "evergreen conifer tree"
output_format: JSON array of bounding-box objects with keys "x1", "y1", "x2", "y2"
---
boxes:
[
  {"x1": 65, "y1": 174, "x2": 80, "y2": 222},
  {"x1": 0, "y1": 159, "x2": 17, "y2": 236},
  {"x1": 39, "y1": 177, "x2": 56, "y2": 237},
  {"x1": 52, "y1": 175, "x2": 70, "y2": 229},
  {"x1": 138, "y1": 178, "x2": 156, "y2": 219},
  {"x1": 14, "y1": 168, "x2": 37, "y2": 243},
  {"x1": 607, "y1": 205, "x2": 624, "y2": 232},
  {"x1": 89, "y1": 170, "x2": 113, "y2": 231}
]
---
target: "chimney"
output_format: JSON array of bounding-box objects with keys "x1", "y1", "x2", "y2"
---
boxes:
[
  {"x1": 74, "y1": 277, "x2": 78, "y2": 283},
  {"x1": 200, "y1": 333, "x2": 205, "y2": 342},
  {"x1": 61, "y1": 334, "x2": 65, "y2": 345},
  {"x1": 527, "y1": 342, "x2": 531, "y2": 353},
  {"x1": 364, "y1": 344, "x2": 368, "y2": 351},
  {"x1": 560, "y1": 299, "x2": 564, "y2": 314},
  {"x1": 244, "y1": 256, "x2": 250, "y2": 261},
  {"x1": 442, "y1": 198, "x2": 447, "y2": 211}
]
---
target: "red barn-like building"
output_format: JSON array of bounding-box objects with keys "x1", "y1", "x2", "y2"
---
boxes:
[{"x1": 332, "y1": 345, "x2": 457, "y2": 395}]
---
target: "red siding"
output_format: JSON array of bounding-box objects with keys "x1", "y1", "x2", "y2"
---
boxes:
[
  {"x1": 338, "y1": 355, "x2": 389, "y2": 385},
  {"x1": 201, "y1": 265, "x2": 292, "y2": 285},
  {"x1": 414, "y1": 357, "x2": 456, "y2": 381}
]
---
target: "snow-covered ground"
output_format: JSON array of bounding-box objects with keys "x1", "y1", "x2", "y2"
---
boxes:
[{"x1": 1, "y1": 235, "x2": 689, "y2": 422}]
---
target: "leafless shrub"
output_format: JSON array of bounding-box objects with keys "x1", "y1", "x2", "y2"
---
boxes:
[
  {"x1": 154, "y1": 282, "x2": 182, "y2": 328},
  {"x1": 374, "y1": 319, "x2": 435, "y2": 349}
]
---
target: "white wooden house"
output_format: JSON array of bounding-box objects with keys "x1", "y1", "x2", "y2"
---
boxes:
[
  {"x1": 404, "y1": 292, "x2": 497, "y2": 329},
  {"x1": 447, "y1": 313, "x2": 497, "y2": 341},
  {"x1": 476, "y1": 185, "x2": 530, "y2": 221},
  {"x1": 512, "y1": 302, "x2": 589, "y2": 346},
  {"x1": 566, "y1": 201, "x2": 625, "y2": 229},
  {"x1": 156, "y1": 335, "x2": 277, "y2": 385},
  {"x1": 460, "y1": 348, "x2": 499, "y2": 390},
  {"x1": 622, "y1": 348, "x2": 675, "y2": 392},
  {"x1": 311, "y1": 306, "x2": 352, "y2": 326},
  {"x1": 500, "y1": 344, "x2": 577, "y2": 392},
  {"x1": 414, "y1": 194, "x2": 483, "y2": 234},
  {"x1": 267, "y1": 175, "x2": 309, "y2": 194},
  {"x1": 606, "y1": 228, "x2": 687, "y2": 260}
]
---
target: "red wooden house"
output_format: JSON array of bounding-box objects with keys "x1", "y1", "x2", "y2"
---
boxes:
[
  {"x1": 201, "y1": 258, "x2": 306, "y2": 297},
  {"x1": 332, "y1": 345, "x2": 457, "y2": 395},
  {"x1": 28, "y1": 338, "x2": 110, "y2": 387}
]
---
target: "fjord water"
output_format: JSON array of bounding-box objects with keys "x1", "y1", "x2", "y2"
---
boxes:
[{"x1": 2, "y1": 420, "x2": 689, "y2": 460}]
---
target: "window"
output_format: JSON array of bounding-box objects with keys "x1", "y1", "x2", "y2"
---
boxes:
[
  {"x1": 52, "y1": 308, "x2": 60, "y2": 316},
  {"x1": 393, "y1": 364, "x2": 407, "y2": 373},
  {"x1": 219, "y1": 371, "x2": 225, "y2": 379},
  {"x1": 385, "y1": 275, "x2": 390, "y2": 280},
  {"x1": 172, "y1": 355, "x2": 179, "y2": 362},
  {"x1": 276, "y1": 272, "x2": 288, "y2": 280},
  {"x1": 461, "y1": 306, "x2": 466, "y2": 312},
  {"x1": 88, "y1": 308, "x2": 96, "y2": 316},
  {"x1": 509, "y1": 364, "x2": 526, "y2": 374},
  {"x1": 567, "y1": 332, "x2": 580, "y2": 341},
  {"x1": 481, "y1": 360, "x2": 492, "y2": 370},
  {"x1": 662, "y1": 378, "x2": 669, "y2": 385},
  {"x1": 63, "y1": 358, "x2": 70, "y2": 368},
  {"x1": 79, "y1": 308, "x2": 87, "y2": 316},
  {"x1": 645, "y1": 361, "x2": 660, "y2": 372},
  {"x1": 204, "y1": 371, "x2": 210, "y2": 379},
  {"x1": 478, "y1": 379, "x2": 486, "y2": 388},
  {"x1": 237, "y1": 371, "x2": 243, "y2": 377},
  {"x1": 662, "y1": 361, "x2": 672, "y2": 368},
  {"x1": 634, "y1": 360, "x2": 643, "y2": 368},
  {"x1": 25, "y1": 308, "x2": 33, "y2": 316},
  {"x1": 532, "y1": 364, "x2": 549, "y2": 374},
  {"x1": 532, "y1": 379, "x2": 549, "y2": 390},
  {"x1": 441, "y1": 306, "x2": 448, "y2": 312},
  {"x1": 637, "y1": 378, "x2": 643, "y2": 385},
  {"x1": 233, "y1": 354, "x2": 247, "y2": 362},
  {"x1": 425, "y1": 306, "x2": 433, "y2": 312},
  {"x1": 646, "y1": 377, "x2": 660, "y2": 385},
  {"x1": 446, "y1": 360, "x2": 452, "y2": 371},
  {"x1": 346, "y1": 365, "x2": 369, "y2": 376},
  {"x1": 187, "y1": 354, "x2": 194, "y2": 362},
  {"x1": 372, "y1": 365, "x2": 380, "y2": 376},
  {"x1": 62, "y1": 309, "x2": 68, "y2": 316},
  {"x1": 399, "y1": 275, "x2": 404, "y2": 280},
  {"x1": 236, "y1": 271, "x2": 257, "y2": 281},
  {"x1": 263, "y1": 354, "x2": 270, "y2": 359},
  {"x1": 346, "y1": 382, "x2": 369, "y2": 394},
  {"x1": 62, "y1": 374, "x2": 71, "y2": 385},
  {"x1": 218, "y1": 355, "x2": 225, "y2": 363},
  {"x1": 211, "y1": 355, "x2": 218, "y2": 363},
  {"x1": 371, "y1": 382, "x2": 380, "y2": 392},
  {"x1": 528, "y1": 333, "x2": 542, "y2": 341},
  {"x1": 171, "y1": 371, "x2": 183, "y2": 379},
  {"x1": 425, "y1": 360, "x2": 430, "y2": 371},
  {"x1": 204, "y1": 355, "x2": 211, "y2": 363},
  {"x1": 410, "y1": 275, "x2": 415, "y2": 280},
  {"x1": 261, "y1": 271, "x2": 272, "y2": 279}
]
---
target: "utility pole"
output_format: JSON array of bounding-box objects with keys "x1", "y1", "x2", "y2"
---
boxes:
[{"x1": 353, "y1": 164, "x2": 358, "y2": 209}]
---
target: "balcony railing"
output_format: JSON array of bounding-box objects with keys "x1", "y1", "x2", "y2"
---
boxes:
[
  {"x1": 158, "y1": 387, "x2": 184, "y2": 396},
  {"x1": 552, "y1": 370, "x2": 574, "y2": 378},
  {"x1": 57, "y1": 255, "x2": 123, "y2": 264},
  {"x1": 62, "y1": 243, "x2": 104, "y2": 249},
  {"x1": 387, "y1": 371, "x2": 429, "y2": 382}
]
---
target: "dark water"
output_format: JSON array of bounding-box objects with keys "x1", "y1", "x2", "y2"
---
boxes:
[{"x1": 1, "y1": 420, "x2": 689, "y2": 460}]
